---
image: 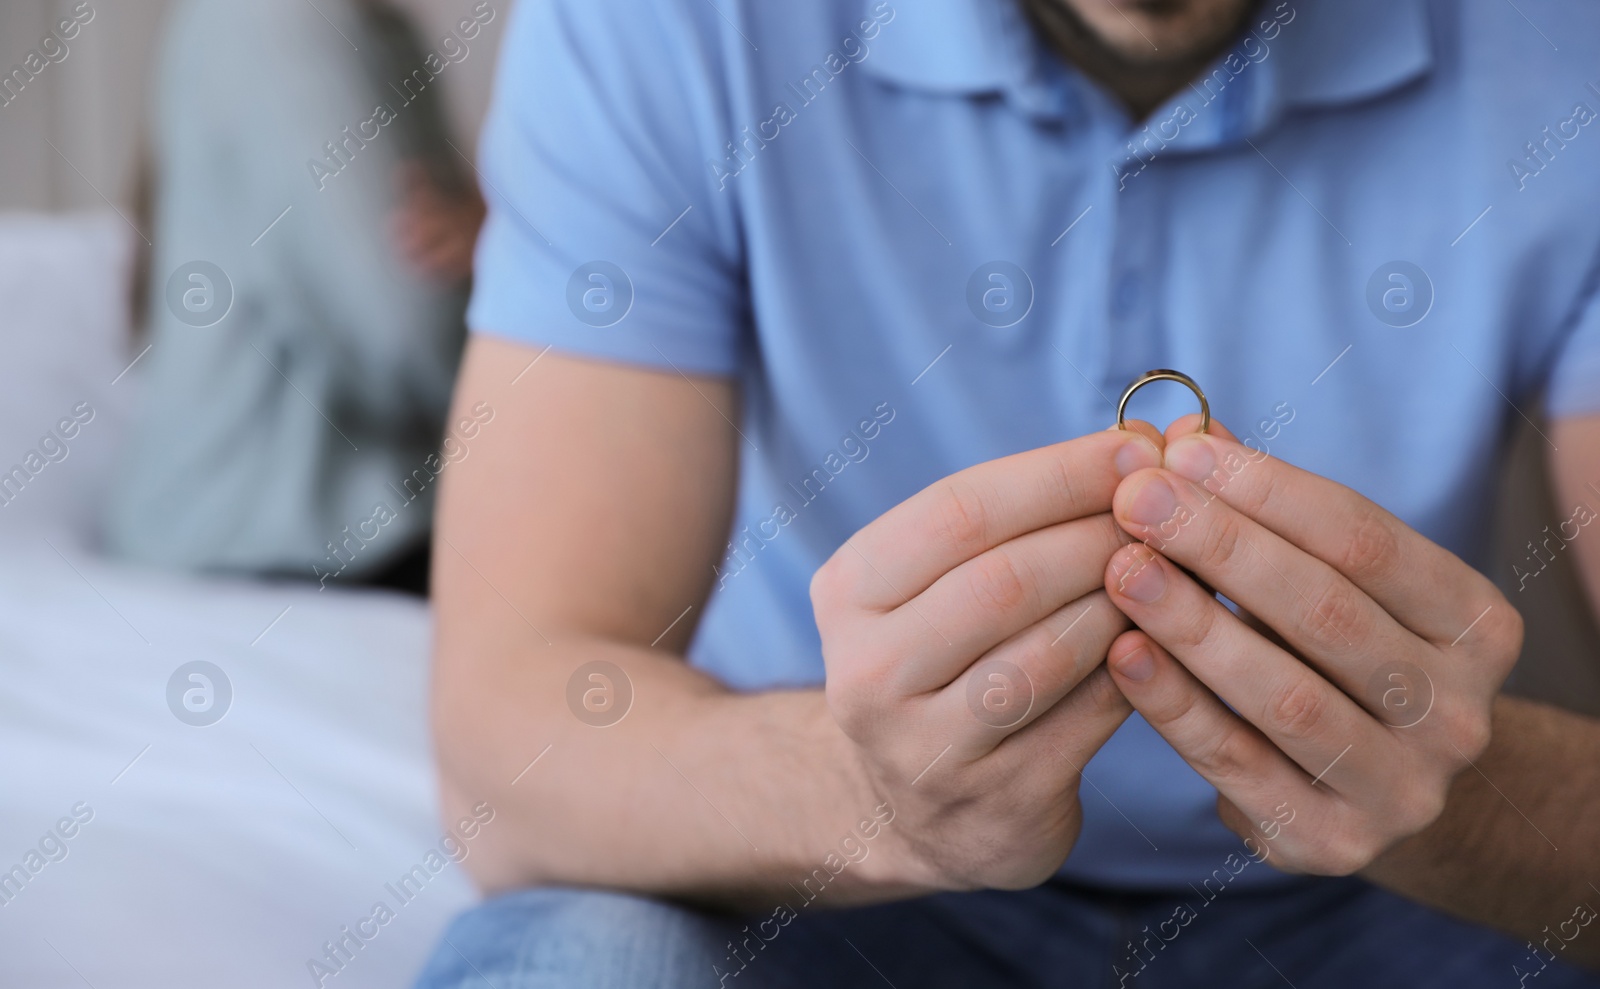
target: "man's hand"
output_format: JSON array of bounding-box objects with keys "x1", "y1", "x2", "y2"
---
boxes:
[
  {"x1": 811, "y1": 426, "x2": 1164, "y2": 890},
  {"x1": 1101, "y1": 415, "x2": 1522, "y2": 875}
]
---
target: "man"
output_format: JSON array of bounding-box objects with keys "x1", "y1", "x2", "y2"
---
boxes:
[
  {"x1": 107, "y1": 0, "x2": 484, "y2": 594},
  {"x1": 417, "y1": 0, "x2": 1600, "y2": 985}
]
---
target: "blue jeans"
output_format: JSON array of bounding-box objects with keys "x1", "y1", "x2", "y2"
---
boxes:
[{"x1": 415, "y1": 876, "x2": 1600, "y2": 988}]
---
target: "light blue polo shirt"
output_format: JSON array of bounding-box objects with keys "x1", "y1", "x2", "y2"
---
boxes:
[{"x1": 470, "y1": 0, "x2": 1600, "y2": 889}]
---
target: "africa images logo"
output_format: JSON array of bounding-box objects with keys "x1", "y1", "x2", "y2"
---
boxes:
[{"x1": 166, "y1": 661, "x2": 232, "y2": 727}]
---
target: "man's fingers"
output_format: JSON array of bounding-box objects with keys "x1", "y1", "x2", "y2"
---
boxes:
[
  {"x1": 1158, "y1": 428, "x2": 1503, "y2": 647},
  {"x1": 1117, "y1": 418, "x2": 1169, "y2": 450},
  {"x1": 928, "y1": 591, "x2": 1129, "y2": 756},
  {"x1": 830, "y1": 426, "x2": 1163, "y2": 613},
  {"x1": 1163, "y1": 412, "x2": 1241, "y2": 446},
  {"x1": 1111, "y1": 463, "x2": 1427, "y2": 703},
  {"x1": 1104, "y1": 544, "x2": 1396, "y2": 795},
  {"x1": 890, "y1": 514, "x2": 1128, "y2": 692},
  {"x1": 994, "y1": 662, "x2": 1133, "y2": 776},
  {"x1": 1104, "y1": 628, "x2": 1340, "y2": 836},
  {"x1": 1110, "y1": 630, "x2": 1454, "y2": 876}
]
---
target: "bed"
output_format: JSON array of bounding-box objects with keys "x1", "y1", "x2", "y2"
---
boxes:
[{"x1": 0, "y1": 212, "x2": 471, "y2": 987}]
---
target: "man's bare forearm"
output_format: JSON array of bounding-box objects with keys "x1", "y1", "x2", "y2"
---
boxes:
[
  {"x1": 1363, "y1": 694, "x2": 1600, "y2": 969},
  {"x1": 433, "y1": 633, "x2": 934, "y2": 911}
]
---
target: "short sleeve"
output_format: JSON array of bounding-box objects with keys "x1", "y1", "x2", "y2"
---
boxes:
[
  {"x1": 1545, "y1": 266, "x2": 1600, "y2": 418},
  {"x1": 467, "y1": 0, "x2": 747, "y2": 376}
]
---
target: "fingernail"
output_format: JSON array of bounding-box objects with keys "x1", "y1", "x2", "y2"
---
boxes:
[
  {"x1": 1115, "y1": 647, "x2": 1156, "y2": 682},
  {"x1": 1124, "y1": 474, "x2": 1177, "y2": 526},
  {"x1": 1164, "y1": 436, "x2": 1216, "y2": 484},
  {"x1": 1115, "y1": 437, "x2": 1161, "y2": 479},
  {"x1": 1112, "y1": 546, "x2": 1166, "y2": 603}
]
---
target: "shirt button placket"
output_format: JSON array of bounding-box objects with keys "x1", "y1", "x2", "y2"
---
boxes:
[{"x1": 1105, "y1": 169, "x2": 1164, "y2": 402}]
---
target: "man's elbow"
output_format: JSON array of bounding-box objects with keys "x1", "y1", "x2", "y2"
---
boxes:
[{"x1": 429, "y1": 642, "x2": 556, "y2": 895}]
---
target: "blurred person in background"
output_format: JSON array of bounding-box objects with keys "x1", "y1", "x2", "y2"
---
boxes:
[{"x1": 104, "y1": 0, "x2": 484, "y2": 596}]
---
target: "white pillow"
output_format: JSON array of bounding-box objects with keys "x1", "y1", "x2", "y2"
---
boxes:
[{"x1": 0, "y1": 211, "x2": 136, "y2": 548}]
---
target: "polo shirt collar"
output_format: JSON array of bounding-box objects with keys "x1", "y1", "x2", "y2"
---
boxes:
[
  {"x1": 1268, "y1": 0, "x2": 1434, "y2": 110},
  {"x1": 863, "y1": 0, "x2": 1434, "y2": 134},
  {"x1": 865, "y1": 0, "x2": 1071, "y2": 117}
]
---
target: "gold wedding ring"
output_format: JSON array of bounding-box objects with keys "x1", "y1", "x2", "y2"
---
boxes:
[{"x1": 1116, "y1": 369, "x2": 1210, "y2": 434}]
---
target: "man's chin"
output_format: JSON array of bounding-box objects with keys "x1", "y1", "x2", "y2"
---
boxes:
[{"x1": 1050, "y1": 0, "x2": 1257, "y2": 68}]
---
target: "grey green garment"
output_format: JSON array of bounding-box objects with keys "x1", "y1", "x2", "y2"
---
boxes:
[{"x1": 106, "y1": 0, "x2": 467, "y2": 581}]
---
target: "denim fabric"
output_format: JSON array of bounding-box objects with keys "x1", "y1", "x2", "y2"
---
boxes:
[{"x1": 415, "y1": 878, "x2": 1600, "y2": 989}]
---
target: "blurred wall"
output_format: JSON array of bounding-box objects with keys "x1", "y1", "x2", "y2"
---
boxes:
[
  {"x1": 0, "y1": 0, "x2": 505, "y2": 212},
  {"x1": 0, "y1": 0, "x2": 164, "y2": 211}
]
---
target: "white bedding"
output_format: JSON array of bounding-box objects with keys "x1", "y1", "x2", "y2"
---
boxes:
[
  {"x1": 0, "y1": 541, "x2": 472, "y2": 988},
  {"x1": 0, "y1": 211, "x2": 473, "y2": 986}
]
